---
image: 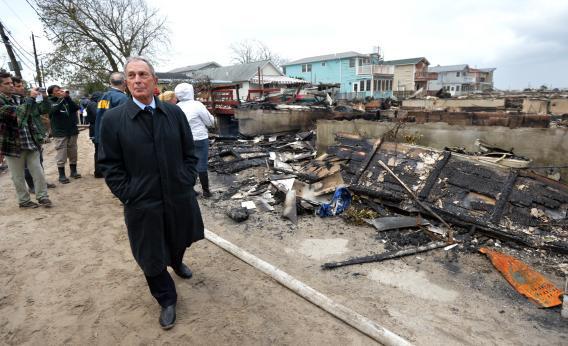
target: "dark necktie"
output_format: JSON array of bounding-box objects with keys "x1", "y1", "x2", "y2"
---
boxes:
[{"x1": 144, "y1": 105, "x2": 154, "y2": 114}]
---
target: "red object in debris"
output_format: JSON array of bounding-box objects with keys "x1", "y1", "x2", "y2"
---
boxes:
[{"x1": 480, "y1": 247, "x2": 563, "y2": 308}]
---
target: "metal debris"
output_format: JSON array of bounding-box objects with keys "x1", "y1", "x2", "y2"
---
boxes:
[{"x1": 480, "y1": 247, "x2": 564, "y2": 308}]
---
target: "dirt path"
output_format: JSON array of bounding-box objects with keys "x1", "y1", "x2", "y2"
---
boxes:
[
  {"x1": 1, "y1": 131, "x2": 566, "y2": 345},
  {"x1": 0, "y1": 131, "x2": 373, "y2": 345}
]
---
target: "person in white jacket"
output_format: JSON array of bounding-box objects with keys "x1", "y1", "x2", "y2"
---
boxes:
[{"x1": 174, "y1": 83, "x2": 215, "y2": 197}]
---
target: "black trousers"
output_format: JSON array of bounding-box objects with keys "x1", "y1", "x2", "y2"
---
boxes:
[
  {"x1": 25, "y1": 149, "x2": 43, "y2": 188},
  {"x1": 144, "y1": 247, "x2": 187, "y2": 307},
  {"x1": 145, "y1": 269, "x2": 177, "y2": 307}
]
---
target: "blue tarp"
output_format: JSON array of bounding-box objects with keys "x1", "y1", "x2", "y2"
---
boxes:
[{"x1": 317, "y1": 187, "x2": 352, "y2": 217}]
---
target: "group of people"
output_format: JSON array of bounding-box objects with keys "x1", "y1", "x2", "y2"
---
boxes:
[
  {"x1": 0, "y1": 72, "x2": 85, "y2": 208},
  {"x1": 0, "y1": 56, "x2": 216, "y2": 330}
]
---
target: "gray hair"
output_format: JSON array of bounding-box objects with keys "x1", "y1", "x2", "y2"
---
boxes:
[
  {"x1": 123, "y1": 56, "x2": 156, "y2": 77},
  {"x1": 109, "y1": 72, "x2": 125, "y2": 86}
]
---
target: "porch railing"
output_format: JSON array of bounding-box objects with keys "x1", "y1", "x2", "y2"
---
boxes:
[{"x1": 357, "y1": 64, "x2": 395, "y2": 75}]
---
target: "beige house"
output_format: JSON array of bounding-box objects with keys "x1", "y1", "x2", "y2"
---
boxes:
[{"x1": 384, "y1": 57, "x2": 437, "y2": 97}]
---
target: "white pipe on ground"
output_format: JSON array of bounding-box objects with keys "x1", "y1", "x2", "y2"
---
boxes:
[{"x1": 205, "y1": 229, "x2": 412, "y2": 346}]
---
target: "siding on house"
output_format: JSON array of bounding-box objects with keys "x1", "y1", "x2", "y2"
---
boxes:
[
  {"x1": 393, "y1": 64, "x2": 415, "y2": 91},
  {"x1": 285, "y1": 57, "x2": 386, "y2": 95}
]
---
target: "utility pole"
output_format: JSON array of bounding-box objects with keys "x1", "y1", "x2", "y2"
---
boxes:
[
  {"x1": 0, "y1": 20, "x2": 22, "y2": 78},
  {"x1": 31, "y1": 32, "x2": 42, "y2": 87},
  {"x1": 40, "y1": 60, "x2": 45, "y2": 86}
]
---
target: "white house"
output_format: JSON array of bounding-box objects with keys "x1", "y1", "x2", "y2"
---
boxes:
[{"x1": 428, "y1": 64, "x2": 496, "y2": 96}]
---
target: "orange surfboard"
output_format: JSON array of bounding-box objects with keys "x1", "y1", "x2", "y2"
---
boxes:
[{"x1": 480, "y1": 247, "x2": 563, "y2": 308}]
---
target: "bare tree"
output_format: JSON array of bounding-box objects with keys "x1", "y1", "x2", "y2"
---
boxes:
[
  {"x1": 230, "y1": 39, "x2": 286, "y2": 66},
  {"x1": 229, "y1": 40, "x2": 257, "y2": 64},
  {"x1": 35, "y1": 0, "x2": 169, "y2": 86}
]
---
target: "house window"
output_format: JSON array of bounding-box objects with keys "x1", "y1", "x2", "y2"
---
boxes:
[
  {"x1": 322, "y1": 62, "x2": 326, "y2": 67},
  {"x1": 349, "y1": 58, "x2": 355, "y2": 68},
  {"x1": 282, "y1": 67, "x2": 286, "y2": 74},
  {"x1": 353, "y1": 83, "x2": 358, "y2": 92},
  {"x1": 360, "y1": 81, "x2": 365, "y2": 91},
  {"x1": 366, "y1": 80, "x2": 371, "y2": 91},
  {"x1": 302, "y1": 64, "x2": 312, "y2": 73},
  {"x1": 456, "y1": 85, "x2": 460, "y2": 91},
  {"x1": 456, "y1": 72, "x2": 461, "y2": 77},
  {"x1": 451, "y1": 86, "x2": 455, "y2": 91}
]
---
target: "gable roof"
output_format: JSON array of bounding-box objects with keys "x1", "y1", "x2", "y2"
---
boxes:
[
  {"x1": 282, "y1": 51, "x2": 368, "y2": 66},
  {"x1": 192, "y1": 60, "x2": 283, "y2": 82},
  {"x1": 383, "y1": 57, "x2": 430, "y2": 66},
  {"x1": 428, "y1": 64, "x2": 469, "y2": 73},
  {"x1": 168, "y1": 61, "x2": 221, "y2": 73},
  {"x1": 156, "y1": 72, "x2": 193, "y2": 80}
]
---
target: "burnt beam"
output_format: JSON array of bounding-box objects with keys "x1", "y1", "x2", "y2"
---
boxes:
[
  {"x1": 489, "y1": 171, "x2": 518, "y2": 224},
  {"x1": 418, "y1": 151, "x2": 451, "y2": 200}
]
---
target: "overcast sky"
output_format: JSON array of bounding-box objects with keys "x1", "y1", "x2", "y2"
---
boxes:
[{"x1": 1, "y1": 0, "x2": 567, "y2": 89}]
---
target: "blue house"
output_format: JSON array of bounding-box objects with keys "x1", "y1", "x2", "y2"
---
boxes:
[{"x1": 282, "y1": 51, "x2": 395, "y2": 99}]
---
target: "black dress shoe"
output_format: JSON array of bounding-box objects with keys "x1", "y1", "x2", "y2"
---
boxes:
[
  {"x1": 159, "y1": 304, "x2": 176, "y2": 330},
  {"x1": 173, "y1": 263, "x2": 193, "y2": 279}
]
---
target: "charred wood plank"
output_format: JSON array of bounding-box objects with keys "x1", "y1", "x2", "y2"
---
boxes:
[
  {"x1": 418, "y1": 151, "x2": 451, "y2": 200},
  {"x1": 354, "y1": 139, "x2": 382, "y2": 184},
  {"x1": 216, "y1": 158, "x2": 267, "y2": 174},
  {"x1": 489, "y1": 171, "x2": 518, "y2": 224},
  {"x1": 271, "y1": 168, "x2": 321, "y2": 183},
  {"x1": 322, "y1": 242, "x2": 447, "y2": 270}
]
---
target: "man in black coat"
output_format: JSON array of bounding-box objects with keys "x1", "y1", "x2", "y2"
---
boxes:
[{"x1": 98, "y1": 56, "x2": 204, "y2": 330}]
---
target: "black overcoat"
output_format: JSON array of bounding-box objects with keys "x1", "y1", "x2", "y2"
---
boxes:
[{"x1": 98, "y1": 97, "x2": 204, "y2": 276}]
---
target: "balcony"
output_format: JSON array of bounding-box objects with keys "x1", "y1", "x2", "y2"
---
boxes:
[
  {"x1": 462, "y1": 76, "x2": 475, "y2": 83},
  {"x1": 357, "y1": 64, "x2": 395, "y2": 76},
  {"x1": 415, "y1": 71, "x2": 438, "y2": 81}
]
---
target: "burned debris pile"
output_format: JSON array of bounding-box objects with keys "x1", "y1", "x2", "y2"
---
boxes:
[
  {"x1": 209, "y1": 130, "x2": 567, "y2": 256},
  {"x1": 328, "y1": 134, "x2": 567, "y2": 254},
  {"x1": 207, "y1": 129, "x2": 567, "y2": 310}
]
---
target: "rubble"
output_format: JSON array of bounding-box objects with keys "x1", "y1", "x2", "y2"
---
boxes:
[
  {"x1": 203, "y1": 112, "x2": 567, "y2": 312},
  {"x1": 226, "y1": 207, "x2": 250, "y2": 222}
]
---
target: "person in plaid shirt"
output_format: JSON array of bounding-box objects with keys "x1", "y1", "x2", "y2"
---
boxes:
[{"x1": 0, "y1": 72, "x2": 53, "y2": 208}]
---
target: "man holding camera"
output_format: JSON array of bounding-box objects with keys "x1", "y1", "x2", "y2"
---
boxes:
[
  {"x1": 12, "y1": 78, "x2": 56, "y2": 193},
  {"x1": 0, "y1": 72, "x2": 53, "y2": 208},
  {"x1": 47, "y1": 85, "x2": 81, "y2": 183}
]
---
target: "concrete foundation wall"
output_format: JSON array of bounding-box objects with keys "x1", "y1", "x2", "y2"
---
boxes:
[
  {"x1": 522, "y1": 99, "x2": 548, "y2": 114},
  {"x1": 550, "y1": 98, "x2": 568, "y2": 115},
  {"x1": 402, "y1": 98, "x2": 506, "y2": 110},
  {"x1": 317, "y1": 119, "x2": 568, "y2": 182},
  {"x1": 235, "y1": 108, "x2": 331, "y2": 136},
  {"x1": 522, "y1": 98, "x2": 568, "y2": 115}
]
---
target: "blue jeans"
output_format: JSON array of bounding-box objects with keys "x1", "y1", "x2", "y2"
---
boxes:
[{"x1": 193, "y1": 139, "x2": 209, "y2": 173}]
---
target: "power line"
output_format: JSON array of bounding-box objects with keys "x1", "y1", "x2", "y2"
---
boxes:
[
  {"x1": 1, "y1": 0, "x2": 31, "y2": 30},
  {"x1": 1, "y1": 21, "x2": 35, "y2": 59},
  {"x1": 4, "y1": 30, "x2": 34, "y2": 59},
  {"x1": 24, "y1": 0, "x2": 42, "y2": 18},
  {"x1": 12, "y1": 48, "x2": 35, "y2": 71},
  {"x1": 11, "y1": 42, "x2": 36, "y2": 68},
  {"x1": 1, "y1": 25, "x2": 36, "y2": 67}
]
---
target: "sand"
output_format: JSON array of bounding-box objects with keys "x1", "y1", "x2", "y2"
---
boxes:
[{"x1": 0, "y1": 130, "x2": 566, "y2": 345}]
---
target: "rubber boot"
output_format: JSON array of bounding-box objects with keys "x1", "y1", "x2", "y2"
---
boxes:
[
  {"x1": 70, "y1": 164, "x2": 82, "y2": 179},
  {"x1": 199, "y1": 172, "x2": 212, "y2": 198},
  {"x1": 58, "y1": 167, "x2": 70, "y2": 184}
]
